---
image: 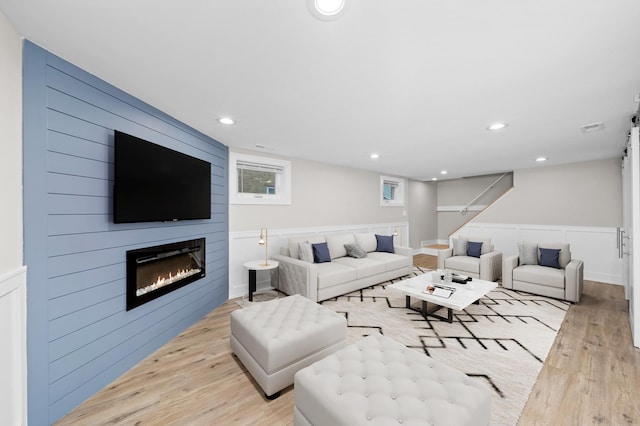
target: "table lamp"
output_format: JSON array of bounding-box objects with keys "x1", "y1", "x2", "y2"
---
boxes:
[{"x1": 258, "y1": 227, "x2": 270, "y2": 266}]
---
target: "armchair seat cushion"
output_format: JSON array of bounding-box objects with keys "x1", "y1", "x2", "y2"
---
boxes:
[
  {"x1": 334, "y1": 257, "x2": 385, "y2": 279},
  {"x1": 513, "y1": 264, "x2": 565, "y2": 288},
  {"x1": 444, "y1": 256, "x2": 480, "y2": 275}
]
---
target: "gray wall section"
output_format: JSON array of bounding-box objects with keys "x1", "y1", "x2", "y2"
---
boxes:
[
  {"x1": 0, "y1": 10, "x2": 22, "y2": 272},
  {"x1": 229, "y1": 151, "x2": 407, "y2": 232},
  {"x1": 408, "y1": 180, "x2": 438, "y2": 247},
  {"x1": 437, "y1": 173, "x2": 513, "y2": 205},
  {"x1": 23, "y1": 41, "x2": 229, "y2": 424},
  {"x1": 437, "y1": 173, "x2": 513, "y2": 239},
  {"x1": 474, "y1": 158, "x2": 622, "y2": 227}
]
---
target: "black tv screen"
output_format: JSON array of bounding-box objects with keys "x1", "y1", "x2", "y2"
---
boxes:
[{"x1": 113, "y1": 130, "x2": 211, "y2": 223}]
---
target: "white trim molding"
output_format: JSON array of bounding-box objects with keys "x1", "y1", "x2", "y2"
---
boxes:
[
  {"x1": 229, "y1": 222, "x2": 409, "y2": 299},
  {"x1": 452, "y1": 223, "x2": 622, "y2": 285},
  {"x1": 0, "y1": 266, "x2": 28, "y2": 426}
]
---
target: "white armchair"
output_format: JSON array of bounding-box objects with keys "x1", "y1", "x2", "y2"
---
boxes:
[
  {"x1": 437, "y1": 236, "x2": 502, "y2": 282},
  {"x1": 502, "y1": 242, "x2": 583, "y2": 302}
]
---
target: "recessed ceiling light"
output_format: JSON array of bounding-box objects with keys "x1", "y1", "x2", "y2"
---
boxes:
[
  {"x1": 487, "y1": 123, "x2": 508, "y2": 131},
  {"x1": 440, "y1": 170, "x2": 448, "y2": 175},
  {"x1": 218, "y1": 117, "x2": 235, "y2": 125},
  {"x1": 370, "y1": 153, "x2": 380, "y2": 159},
  {"x1": 431, "y1": 177, "x2": 438, "y2": 181},
  {"x1": 536, "y1": 156, "x2": 547, "y2": 162},
  {"x1": 315, "y1": 0, "x2": 345, "y2": 15},
  {"x1": 308, "y1": 0, "x2": 346, "y2": 20}
]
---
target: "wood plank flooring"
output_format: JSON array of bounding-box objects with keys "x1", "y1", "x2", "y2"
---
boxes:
[{"x1": 56, "y1": 254, "x2": 640, "y2": 425}]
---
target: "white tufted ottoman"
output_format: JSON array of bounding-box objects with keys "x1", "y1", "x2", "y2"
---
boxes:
[
  {"x1": 294, "y1": 333, "x2": 491, "y2": 426},
  {"x1": 230, "y1": 294, "x2": 347, "y2": 399}
]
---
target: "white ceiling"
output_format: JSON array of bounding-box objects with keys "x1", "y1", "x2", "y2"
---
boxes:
[{"x1": 2, "y1": 0, "x2": 640, "y2": 181}]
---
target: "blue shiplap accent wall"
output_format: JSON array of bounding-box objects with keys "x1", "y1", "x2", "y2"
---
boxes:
[{"x1": 23, "y1": 41, "x2": 229, "y2": 425}]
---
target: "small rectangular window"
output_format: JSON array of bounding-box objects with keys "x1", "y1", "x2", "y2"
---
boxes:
[
  {"x1": 383, "y1": 180, "x2": 398, "y2": 201},
  {"x1": 230, "y1": 153, "x2": 291, "y2": 205},
  {"x1": 237, "y1": 161, "x2": 282, "y2": 196},
  {"x1": 380, "y1": 175, "x2": 405, "y2": 206}
]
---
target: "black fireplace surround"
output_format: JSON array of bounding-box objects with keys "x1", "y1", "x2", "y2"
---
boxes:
[{"x1": 126, "y1": 238, "x2": 206, "y2": 311}]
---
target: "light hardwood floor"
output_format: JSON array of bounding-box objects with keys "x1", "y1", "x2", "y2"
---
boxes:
[{"x1": 56, "y1": 255, "x2": 640, "y2": 425}]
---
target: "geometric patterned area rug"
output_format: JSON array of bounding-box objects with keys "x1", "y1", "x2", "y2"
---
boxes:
[{"x1": 319, "y1": 267, "x2": 570, "y2": 426}]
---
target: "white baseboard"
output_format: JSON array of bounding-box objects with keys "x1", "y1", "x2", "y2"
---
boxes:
[{"x1": 420, "y1": 247, "x2": 441, "y2": 256}]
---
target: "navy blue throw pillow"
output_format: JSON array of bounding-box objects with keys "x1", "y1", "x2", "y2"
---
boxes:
[
  {"x1": 312, "y1": 242, "x2": 332, "y2": 263},
  {"x1": 467, "y1": 241, "x2": 483, "y2": 258},
  {"x1": 539, "y1": 248, "x2": 560, "y2": 269},
  {"x1": 375, "y1": 234, "x2": 395, "y2": 253}
]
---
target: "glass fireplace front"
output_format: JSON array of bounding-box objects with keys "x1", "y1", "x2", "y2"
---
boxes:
[{"x1": 126, "y1": 238, "x2": 205, "y2": 311}]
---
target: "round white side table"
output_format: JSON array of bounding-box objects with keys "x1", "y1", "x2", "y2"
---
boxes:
[{"x1": 243, "y1": 260, "x2": 279, "y2": 302}]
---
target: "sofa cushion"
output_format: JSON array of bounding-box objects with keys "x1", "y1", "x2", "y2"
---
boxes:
[
  {"x1": 539, "y1": 248, "x2": 561, "y2": 269},
  {"x1": 513, "y1": 264, "x2": 565, "y2": 288},
  {"x1": 452, "y1": 236, "x2": 468, "y2": 256},
  {"x1": 538, "y1": 243, "x2": 571, "y2": 268},
  {"x1": 289, "y1": 235, "x2": 326, "y2": 260},
  {"x1": 317, "y1": 262, "x2": 358, "y2": 287},
  {"x1": 375, "y1": 234, "x2": 395, "y2": 253},
  {"x1": 444, "y1": 256, "x2": 480, "y2": 274},
  {"x1": 344, "y1": 243, "x2": 367, "y2": 259},
  {"x1": 326, "y1": 234, "x2": 356, "y2": 259},
  {"x1": 518, "y1": 241, "x2": 538, "y2": 265},
  {"x1": 298, "y1": 242, "x2": 314, "y2": 263},
  {"x1": 467, "y1": 241, "x2": 483, "y2": 258},
  {"x1": 366, "y1": 252, "x2": 409, "y2": 271},
  {"x1": 312, "y1": 242, "x2": 332, "y2": 263},
  {"x1": 354, "y1": 233, "x2": 377, "y2": 253},
  {"x1": 334, "y1": 257, "x2": 386, "y2": 279}
]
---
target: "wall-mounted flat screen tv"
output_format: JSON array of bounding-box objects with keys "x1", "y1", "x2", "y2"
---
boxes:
[{"x1": 113, "y1": 130, "x2": 211, "y2": 223}]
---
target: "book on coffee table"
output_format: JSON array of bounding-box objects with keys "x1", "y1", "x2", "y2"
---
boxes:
[{"x1": 424, "y1": 285, "x2": 455, "y2": 298}]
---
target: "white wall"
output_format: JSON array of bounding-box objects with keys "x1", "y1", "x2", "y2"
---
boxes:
[
  {"x1": 229, "y1": 150, "x2": 407, "y2": 231},
  {"x1": 0, "y1": 9, "x2": 27, "y2": 426},
  {"x1": 458, "y1": 158, "x2": 624, "y2": 285},
  {"x1": 229, "y1": 150, "x2": 410, "y2": 298},
  {"x1": 0, "y1": 10, "x2": 22, "y2": 272}
]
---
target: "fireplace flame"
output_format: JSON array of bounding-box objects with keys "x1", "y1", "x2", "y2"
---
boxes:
[{"x1": 136, "y1": 267, "x2": 202, "y2": 297}]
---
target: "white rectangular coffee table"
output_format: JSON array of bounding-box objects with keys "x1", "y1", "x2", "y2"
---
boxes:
[{"x1": 389, "y1": 273, "x2": 498, "y2": 323}]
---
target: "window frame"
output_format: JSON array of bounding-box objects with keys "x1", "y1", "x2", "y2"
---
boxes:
[
  {"x1": 230, "y1": 152, "x2": 292, "y2": 205},
  {"x1": 380, "y1": 175, "x2": 406, "y2": 206}
]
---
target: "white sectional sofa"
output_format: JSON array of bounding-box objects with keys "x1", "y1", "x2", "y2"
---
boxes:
[{"x1": 273, "y1": 232, "x2": 413, "y2": 302}]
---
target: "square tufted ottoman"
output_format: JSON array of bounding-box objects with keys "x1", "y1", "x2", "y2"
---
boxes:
[
  {"x1": 230, "y1": 294, "x2": 347, "y2": 399},
  {"x1": 294, "y1": 333, "x2": 491, "y2": 426}
]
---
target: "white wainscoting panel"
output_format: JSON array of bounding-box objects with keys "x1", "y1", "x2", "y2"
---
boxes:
[
  {"x1": 0, "y1": 266, "x2": 27, "y2": 426},
  {"x1": 453, "y1": 223, "x2": 622, "y2": 285},
  {"x1": 229, "y1": 223, "x2": 409, "y2": 299}
]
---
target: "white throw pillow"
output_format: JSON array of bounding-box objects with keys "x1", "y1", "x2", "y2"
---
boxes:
[
  {"x1": 453, "y1": 237, "x2": 468, "y2": 256},
  {"x1": 298, "y1": 242, "x2": 314, "y2": 263},
  {"x1": 518, "y1": 242, "x2": 538, "y2": 265}
]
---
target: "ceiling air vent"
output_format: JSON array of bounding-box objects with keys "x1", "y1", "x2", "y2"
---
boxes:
[{"x1": 580, "y1": 122, "x2": 604, "y2": 133}]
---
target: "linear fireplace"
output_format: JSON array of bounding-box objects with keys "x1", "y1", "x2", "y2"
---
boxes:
[{"x1": 126, "y1": 238, "x2": 206, "y2": 311}]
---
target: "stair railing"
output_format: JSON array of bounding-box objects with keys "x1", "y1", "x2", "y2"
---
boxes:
[{"x1": 460, "y1": 172, "x2": 510, "y2": 214}]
